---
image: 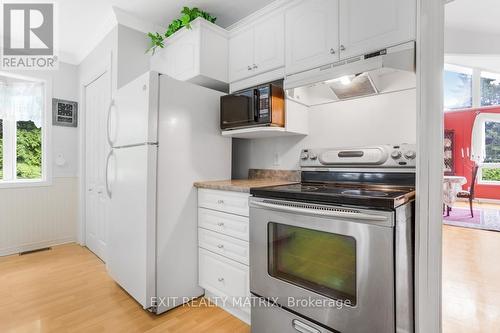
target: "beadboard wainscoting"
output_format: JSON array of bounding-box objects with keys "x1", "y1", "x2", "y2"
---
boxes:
[{"x1": 0, "y1": 178, "x2": 78, "y2": 256}]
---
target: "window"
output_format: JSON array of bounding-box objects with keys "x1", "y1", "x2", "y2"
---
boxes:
[
  {"x1": 482, "y1": 120, "x2": 500, "y2": 182},
  {"x1": 481, "y1": 71, "x2": 500, "y2": 107},
  {"x1": 444, "y1": 64, "x2": 472, "y2": 110},
  {"x1": 0, "y1": 74, "x2": 45, "y2": 184},
  {"x1": 268, "y1": 223, "x2": 357, "y2": 305}
]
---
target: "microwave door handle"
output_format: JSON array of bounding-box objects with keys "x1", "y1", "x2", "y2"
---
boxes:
[{"x1": 253, "y1": 89, "x2": 260, "y2": 121}]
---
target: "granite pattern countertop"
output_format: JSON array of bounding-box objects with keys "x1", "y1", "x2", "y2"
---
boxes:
[{"x1": 194, "y1": 169, "x2": 300, "y2": 193}]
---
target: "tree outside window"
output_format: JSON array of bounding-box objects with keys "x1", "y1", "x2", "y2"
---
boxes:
[
  {"x1": 482, "y1": 121, "x2": 500, "y2": 182},
  {"x1": 0, "y1": 75, "x2": 44, "y2": 183},
  {"x1": 481, "y1": 72, "x2": 500, "y2": 107}
]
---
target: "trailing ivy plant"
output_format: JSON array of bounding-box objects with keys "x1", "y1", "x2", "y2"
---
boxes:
[{"x1": 146, "y1": 7, "x2": 216, "y2": 54}]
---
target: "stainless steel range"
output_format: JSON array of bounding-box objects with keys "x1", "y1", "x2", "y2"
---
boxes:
[{"x1": 249, "y1": 144, "x2": 416, "y2": 333}]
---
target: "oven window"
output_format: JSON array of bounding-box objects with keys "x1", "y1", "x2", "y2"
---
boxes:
[{"x1": 268, "y1": 223, "x2": 357, "y2": 305}]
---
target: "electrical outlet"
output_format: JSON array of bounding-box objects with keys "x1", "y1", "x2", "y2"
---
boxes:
[{"x1": 273, "y1": 152, "x2": 280, "y2": 166}]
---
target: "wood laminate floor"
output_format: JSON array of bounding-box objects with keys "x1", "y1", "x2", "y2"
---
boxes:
[
  {"x1": 0, "y1": 244, "x2": 250, "y2": 333},
  {"x1": 443, "y1": 202, "x2": 500, "y2": 332},
  {"x1": 1, "y1": 217, "x2": 499, "y2": 333}
]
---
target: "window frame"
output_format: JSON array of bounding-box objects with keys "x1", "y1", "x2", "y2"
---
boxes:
[
  {"x1": 444, "y1": 63, "x2": 500, "y2": 112},
  {"x1": 0, "y1": 71, "x2": 52, "y2": 189},
  {"x1": 477, "y1": 117, "x2": 500, "y2": 185}
]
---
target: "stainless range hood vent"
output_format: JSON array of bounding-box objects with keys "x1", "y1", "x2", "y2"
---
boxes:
[{"x1": 284, "y1": 42, "x2": 416, "y2": 106}]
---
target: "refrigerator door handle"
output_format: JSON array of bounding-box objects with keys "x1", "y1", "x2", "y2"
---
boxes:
[
  {"x1": 105, "y1": 150, "x2": 114, "y2": 198},
  {"x1": 107, "y1": 99, "x2": 116, "y2": 147}
]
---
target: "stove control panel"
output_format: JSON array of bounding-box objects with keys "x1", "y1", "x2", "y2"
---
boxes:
[{"x1": 301, "y1": 144, "x2": 416, "y2": 169}]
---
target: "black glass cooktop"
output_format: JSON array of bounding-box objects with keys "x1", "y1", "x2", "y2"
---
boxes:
[{"x1": 250, "y1": 182, "x2": 415, "y2": 209}]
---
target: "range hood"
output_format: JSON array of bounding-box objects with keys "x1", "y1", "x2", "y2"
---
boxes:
[{"x1": 285, "y1": 42, "x2": 416, "y2": 106}]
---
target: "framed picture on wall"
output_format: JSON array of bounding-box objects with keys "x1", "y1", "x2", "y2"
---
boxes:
[{"x1": 52, "y1": 98, "x2": 78, "y2": 127}]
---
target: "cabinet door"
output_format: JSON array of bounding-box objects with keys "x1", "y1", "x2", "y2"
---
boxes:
[
  {"x1": 339, "y1": 0, "x2": 416, "y2": 59},
  {"x1": 229, "y1": 28, "x2": 255, "y2": 82},
  {"x1": 163, "y1": 30, "x2": 199, "y2": 80},
  {"x1": 253, "y1": 12, "x2": 285, "y2": 75},
  {"x1": 285, "y1": 0, "x2": 339, "y2": 75}
]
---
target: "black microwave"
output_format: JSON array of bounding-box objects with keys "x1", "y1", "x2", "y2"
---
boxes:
[{"x1": 220, "y1": 83, "x2": 285, "y2": 130}]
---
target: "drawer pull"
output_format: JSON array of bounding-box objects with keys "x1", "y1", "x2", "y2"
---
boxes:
[
  {"x1": 292, "y1": 319, "x2": 320, "y2": 333},
  {"x1": 217, "y1": 199, "x2": 225, "y2": 205},
  {"x1": 218, "y1": 277, "x2": 224, "y2": 282},
  {"x1": 217, "y1": 244, "x2": 224, "y2": 249},
  {"x1": 217, "y1": 222, "x2": 225, "y2": 227}
]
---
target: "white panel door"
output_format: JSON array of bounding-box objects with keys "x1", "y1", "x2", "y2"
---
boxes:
[
  {"x1": 109, "y1": 71, "x2": 159, "y2": 147},
  {"x1": 85, "y1": 70, "x2": 111, "y2": 262},
  {"x1": 229, "y1": 27, "x2": 255, "y2": 82},
  {"x1": 106, "y1": 144, "x2": 157, "y2": 309},
  {"x1": 285, "y1": 0, "x2": 339, "y2": 75},
  {"x1": 253, "y1": 12, "x2": 285, "y2": 75},
  {"x1": 339, "y1": 0, "x2": 416, "y2": 59}
]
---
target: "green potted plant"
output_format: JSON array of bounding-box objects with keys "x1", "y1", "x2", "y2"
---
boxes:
[{"x1": 147, "y1": 7, "x2": 217, "y2": 54}]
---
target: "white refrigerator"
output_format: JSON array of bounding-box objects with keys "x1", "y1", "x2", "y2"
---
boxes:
[{"x1": 105, "y1": 71, "x2": 231, "y2": 314}]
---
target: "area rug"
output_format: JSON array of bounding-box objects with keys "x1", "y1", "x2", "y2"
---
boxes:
[{"x1": 443, "y1": 208, "x2": 500, "y2": 232}]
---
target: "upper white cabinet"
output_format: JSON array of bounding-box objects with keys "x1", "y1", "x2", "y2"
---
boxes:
[
  {"x1": 285, "y1": 0, "x2": 339, "y2": 75},
  {"x1": 229, "y1": 12, "x2": 285, "y2": 82},
  {"x1": 339, "y1": 0, "x2": 416, "y2": 59},
  {"x1": 150, "y1": 18, "x2": 229, "y2": 92},
  {"x1": 229, "y1": 28, "x2": 255, "y2": 82}
]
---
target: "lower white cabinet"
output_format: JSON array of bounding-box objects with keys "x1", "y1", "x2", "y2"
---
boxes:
[
  {"x1": 197, "y1": 189, "x2": 251, "y2": 323},
  {"x1": 199, "y1": 248, "x2": 250, "y2": 313}
]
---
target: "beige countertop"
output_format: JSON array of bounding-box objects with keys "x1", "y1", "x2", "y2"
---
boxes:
[{"x1": 193, "y1": 179, "x2": 298, "y2": 193}]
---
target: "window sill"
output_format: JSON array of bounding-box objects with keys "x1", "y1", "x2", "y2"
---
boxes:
[
  {"x1": 478, "y1": 181, "x2": 500, "y2": 186},
  {"x1": 0, "y1": 179, "x2": 52, "y2": 189}
]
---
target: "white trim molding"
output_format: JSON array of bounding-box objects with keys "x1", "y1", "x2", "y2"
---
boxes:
[{"x1": 415, "y1": 0, "x2": 444, "y2": 332}]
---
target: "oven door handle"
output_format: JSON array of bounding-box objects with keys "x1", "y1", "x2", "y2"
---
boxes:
[
  {"x1": 292, "y1": 319, "x2": 320, "y2": 333},
  {"x1": 250, "y1": 200, "x2": 389, "y2": 222}
]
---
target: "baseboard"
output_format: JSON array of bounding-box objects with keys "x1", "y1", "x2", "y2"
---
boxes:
[
  {"x1": 204, "y1": 291, "x2": 251, "y2": 325},
  {"x1": 0, "y1": 237, "x2": 76, "y2": 257}
]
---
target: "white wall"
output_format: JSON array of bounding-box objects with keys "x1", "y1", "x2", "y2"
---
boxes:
[
  {"x1": 445, "y1": 28, "x2": 500, "y2": 55},
  {"x1": 0, "y1": 62, "x2": 80, "y2": 256},
  {"x1": 232, "y1": 89, "x2": 417, "y2": 178}
]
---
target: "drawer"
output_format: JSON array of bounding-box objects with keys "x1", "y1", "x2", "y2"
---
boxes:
[
  {"x1": 198, "y1": 208, "x2": 249, "y2": 241},
  {"x1": 199, "y1": 248, "x2": 250, "y2": 300},
  {"x1": 198, "y1": 228, "x2": 249, "y2": 265},
  {"x1": 198, "y1": 189, "x2": 249, "y2": 217}
]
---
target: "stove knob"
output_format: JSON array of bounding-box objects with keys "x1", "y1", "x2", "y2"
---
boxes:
[
  {"x1": 300, "y1": 152, "x2": 309, "y2": 160},
  {"x1": 391, "y1": 150, "x2": 402, "y2": 159},
  {"x1": 309, "y1": 153, "x2": 318, "y2": 160},
  {"x1": 404, "y1": 150, "x2": 416, "y2": 160}
]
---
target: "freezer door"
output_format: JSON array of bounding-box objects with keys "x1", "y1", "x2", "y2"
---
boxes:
[
  {"x1": 108, "y1": 71, "x2": 159, "y2": 148},
  {"x1": 106, "y1": 144, "x2": 157, "y2": 309}
]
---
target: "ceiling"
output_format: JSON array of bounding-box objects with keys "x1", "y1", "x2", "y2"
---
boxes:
[
  {"x1": 445, "y1": 0, "x2": 500, "y2": 35},
  {"x1": 29, "y1": 0, "x2": 276, "y2": 64}
]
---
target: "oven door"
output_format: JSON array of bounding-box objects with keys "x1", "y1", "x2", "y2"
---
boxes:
[{"x1": 250, "y1": 197, "x2": 395, "y2": 333}]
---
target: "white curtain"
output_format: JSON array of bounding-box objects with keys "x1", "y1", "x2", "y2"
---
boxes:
[
  {"x1": 471, "y1": 112, "x2": 500, "y2": 163},
  {"x1": 0, "y1": 82, "x2": 44, "y2": 127}
]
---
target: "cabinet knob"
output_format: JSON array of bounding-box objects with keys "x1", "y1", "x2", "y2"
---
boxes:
[
  {"x1": 340, "y1": 45, "x2": 346, "y2": 51},
  {"x1": 217, "y1": 244, "x2": 224, "y2": 249},
  {"x1": 247, "y1": 65, "x2": 252, "y2": 71},
  {"x1": 217, "y1": 199, "x2": 225, "y2": 205},
  {"x1": 217, "y1": 222, "x2": 225, "y2": 227},
  {"x1": 218, "y1": 277, "x2": 224, "y2": 282},
  {"x1": 253, "y1": 64, "x2": 258, "y2": 69},
  {"x1": 330, "y1": 48, "x2": 336, "y2": 54}
]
